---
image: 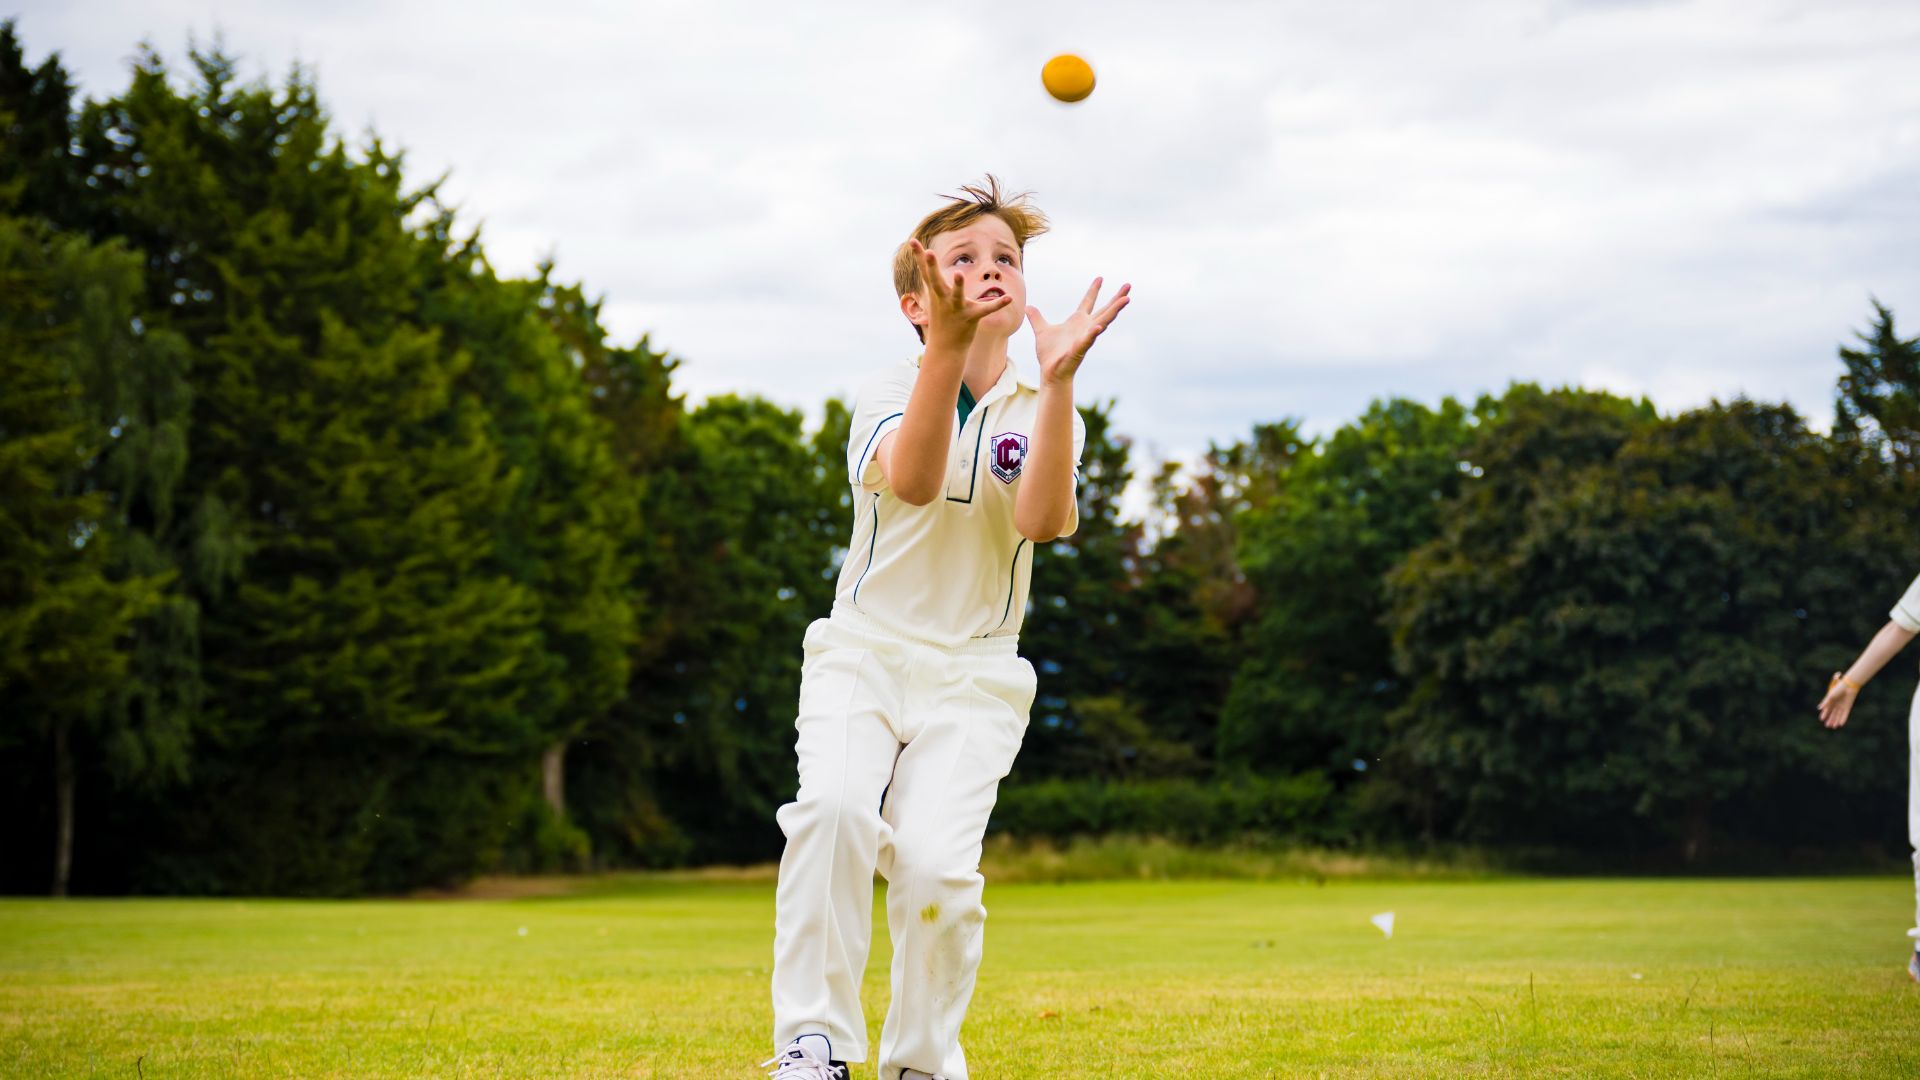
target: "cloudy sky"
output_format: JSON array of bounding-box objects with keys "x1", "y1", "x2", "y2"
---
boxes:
[{"x1": 17, "y1": 0, "x2": 1920, "y2": 463}]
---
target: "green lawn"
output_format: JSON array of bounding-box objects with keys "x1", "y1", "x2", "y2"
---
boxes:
[{"x1": 3, "y1": 875, "x2": 1916, "y2": 1077}]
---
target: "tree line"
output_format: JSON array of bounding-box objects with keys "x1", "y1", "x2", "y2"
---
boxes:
[{"x1": 3, "y1": 27, "x2": 1915, "y2": 895}]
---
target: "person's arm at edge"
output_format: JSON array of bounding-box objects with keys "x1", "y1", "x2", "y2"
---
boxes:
[{"x1": 1818, "y1": 620, "x2": 1918, "y2": 729}]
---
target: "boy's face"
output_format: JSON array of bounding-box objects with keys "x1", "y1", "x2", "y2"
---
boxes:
[{"x1": 905, "y1": 215, "x2": 1027, "y2": 341}]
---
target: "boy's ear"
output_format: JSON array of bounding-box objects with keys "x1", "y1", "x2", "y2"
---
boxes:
[{"x1": 899, "y1": 290, "x2": 929, "y2": 331}]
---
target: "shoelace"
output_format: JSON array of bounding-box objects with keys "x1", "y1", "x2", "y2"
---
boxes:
[{"x1": 759, "y1": 1045, "x2": 840, "y2": 1080}]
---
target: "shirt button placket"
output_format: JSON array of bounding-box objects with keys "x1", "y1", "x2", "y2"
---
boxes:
[{"x1": 951, "y1": 419, "x2": 972, "y2": 498}]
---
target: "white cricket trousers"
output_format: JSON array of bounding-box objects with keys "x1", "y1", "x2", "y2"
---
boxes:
[
  {"x1": 1909, "y1": 686, "x2": 1919, "y2": 943},
  {"x1": 771, "y1": 607, "x2": 1035, "y2": 1080}
]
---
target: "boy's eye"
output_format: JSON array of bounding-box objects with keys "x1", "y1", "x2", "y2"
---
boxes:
[{"x1": 997, "y1": 255, "x2": 1015, "y2": 266}]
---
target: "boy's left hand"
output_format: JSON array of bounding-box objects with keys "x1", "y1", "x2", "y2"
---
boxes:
[{"x1": 1028, "y1": 278, "x2": 1131, "y2": 386}]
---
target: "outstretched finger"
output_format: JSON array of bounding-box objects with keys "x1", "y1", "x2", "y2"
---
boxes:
[
  {"x1": 1094, "y1": 287, "x2": 1132, "y2": 326},
  {"x1": 1025, "y1": 305, "x2": 1050, "y2": 331},
  {"x1": 918, "y1": 245, "x2": 951, "y2": 300},
  {"x1": 1077, "y1": 276, "x2": 1104, "y2": 314}
]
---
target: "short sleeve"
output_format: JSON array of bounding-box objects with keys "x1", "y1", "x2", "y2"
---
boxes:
[
  {"x1": 847, "y1": 365, "x2": 914, "y2": 491},
  {"x1": 1058, "y1": 407, "x2": 1088, "y2": 537},
  {"x1": 1892, "y1": 573, "x2": 1920, "y2": 633}
]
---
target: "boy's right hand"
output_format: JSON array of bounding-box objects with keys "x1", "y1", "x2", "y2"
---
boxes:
[{"x1": 912, "y1": 239, "x2": 1014, "y2": 346}]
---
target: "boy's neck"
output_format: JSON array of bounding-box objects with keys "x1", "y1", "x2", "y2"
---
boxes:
[{"x1": 961, "y1": 329, "x2": 1012, "y2": 399}]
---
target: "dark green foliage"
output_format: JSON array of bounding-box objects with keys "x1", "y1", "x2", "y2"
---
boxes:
[
  {"x1": 0, "y1": 26, "x2": 204, "y2": 893},
  {"x1": 1375, "y1": 386, "x2": 1663, "y2": 843},
  {"x1": 1220, "y1": 399, "x2": 1478, "y2": 777},
  {"x1": 0, "y1": 212, "x2": 167, "y2": 893},
  {"x1": 1834, "y1": 300, "x2": 1920, "y2": 469},
  {"x1": 425, "y1": 260, "x2": 638, "y2": 747},
  {"x1": 83, "y1": 54, "x2": 548, "y2": 746},
  {"x1": 569, "y1": 395, "x2": 849, "y2": 867},
  {"x1": 73, "y1": 51, "x2": 566, "y2": 890},
  {"x1": 1148, "y1": 421, "x2": 1303, "y2": 646},
  {"x1": 1382, "y1": 391, "x2": 1907, "y2": 858},
  {"x1": 555, "y1": 327, "x2": 691, "y2": 865},
  {"x1": 1021, "y1": 403, "x2": 1140, "y2": 773},
  {"x1": 3, "y1": 18, "x2": 1915, "y2": 889},
  {"x1": 990, "y1": 774, "x2": 1339, "y2": 845},
  {"x1": 129, "y1": 748, "x2": 538, "y2": 895},
  {"x1": 0, "y1": 21, "x2": 85, "y2": 224},
  {"x1": 1018, "y1": 404, "x2": 1229, "y2": 782},
  {"x1": 0, "y1": 33, "x2": 656, "y2": 893},
  {"x1": 0, "y1": 213, "x2": 157, "y2": 729},
  {"x1": 650, "y1": 396, "x2": 846, "y2": 860}
]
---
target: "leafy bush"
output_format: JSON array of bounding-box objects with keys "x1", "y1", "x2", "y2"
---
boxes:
[{"x1": 988, "y1": 773, "x2": 1343, "y2": 845}]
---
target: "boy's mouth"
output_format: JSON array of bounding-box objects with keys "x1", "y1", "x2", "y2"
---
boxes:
[{"x1": 977, "y1": 287, "x2": 1005, "y2": 301}]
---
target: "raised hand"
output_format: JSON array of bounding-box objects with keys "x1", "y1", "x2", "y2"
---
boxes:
[
  {"x1": 1027, "y1": 277, "x2": 1131, "y2": 386},
  {"x1": 911, "y1": 238, "x2": 1015, "y2": 344}
]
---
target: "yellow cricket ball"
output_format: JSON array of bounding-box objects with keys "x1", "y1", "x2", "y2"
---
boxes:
[{"x1": 1042, "y1": 54, "x2": 1095, "y2": 104}]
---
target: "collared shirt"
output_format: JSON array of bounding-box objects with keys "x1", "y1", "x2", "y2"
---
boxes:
[
  {"x1": 836, "y1": 355, "x2": 1085, "y2": 646},
  {"x1": 1893, "y1": 574, "x2": 1920, "y2": 634}
]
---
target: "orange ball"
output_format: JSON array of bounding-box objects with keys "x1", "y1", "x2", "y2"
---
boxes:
[{"x1": 1042, "y1": 54, "x2": 1095, "y2": 104}]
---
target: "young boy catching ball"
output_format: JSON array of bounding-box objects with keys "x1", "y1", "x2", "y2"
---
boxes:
[{"x1": 761, "y1": 177, "x2": 1130, "y2": 1080}]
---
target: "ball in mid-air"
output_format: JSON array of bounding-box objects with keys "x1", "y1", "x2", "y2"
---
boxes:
[{"x1": 1042, "y1": 54, "x2": 1095, "y2": 103}]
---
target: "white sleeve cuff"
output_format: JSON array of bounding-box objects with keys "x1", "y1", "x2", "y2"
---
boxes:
[
  {"x1": 1892, "y1": 604, "x2": 1920, "y2": 634},
  {"x1": 851, "y1": 413, "x2": 906, "y2": 489},
  {"x1": 1894, "y1": 575, "x2": 1920, "y2": 633}
]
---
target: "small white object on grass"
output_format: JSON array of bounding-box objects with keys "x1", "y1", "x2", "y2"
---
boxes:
[
  {"x1": 517, "y1": 926, "x2": 528, "y2": 937},
  {"x1": 1370, "y1": 912, "x2": 1395, "y2": 938}
]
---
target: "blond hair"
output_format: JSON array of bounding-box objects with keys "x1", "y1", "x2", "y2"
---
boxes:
[{"x1": 892, "y1": 175, "x2": 1050, "y2": 341}]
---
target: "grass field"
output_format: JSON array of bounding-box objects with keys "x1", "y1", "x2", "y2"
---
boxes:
[{"x1": 4, "y1": 872, "x2": 1917, "y2": 1078}]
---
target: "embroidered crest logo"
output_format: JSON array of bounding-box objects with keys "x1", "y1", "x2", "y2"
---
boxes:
[{"x1": 990, "y1": 432, "x2": 1029, "y2": 484}]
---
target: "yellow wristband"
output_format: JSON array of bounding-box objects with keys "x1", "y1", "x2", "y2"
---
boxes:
[{"x1": 1830, "y1": 673, "x2": 1862, "y2": 693}]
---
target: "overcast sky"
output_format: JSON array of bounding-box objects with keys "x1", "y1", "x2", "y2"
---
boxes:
[{"x1": 17, "y1": 0, "x2": 1920, "y2": 465}]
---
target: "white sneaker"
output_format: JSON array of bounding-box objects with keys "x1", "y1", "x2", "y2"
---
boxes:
[{"x1": 761, "y1": 1038, "x2": 849, "y2": 1080}]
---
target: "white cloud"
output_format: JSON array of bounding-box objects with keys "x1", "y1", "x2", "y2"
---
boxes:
[{"x1": 15, "y1": 0, "x2": 1920, "y2": 461}]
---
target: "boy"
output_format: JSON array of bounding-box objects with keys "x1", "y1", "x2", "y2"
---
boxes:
[
  {"x1": 761, "y1": 177, "x2": 1130, "y2": 1080},
  {"x1": 1816, "y1": 571, "x2": 1920, "y2": 981}
]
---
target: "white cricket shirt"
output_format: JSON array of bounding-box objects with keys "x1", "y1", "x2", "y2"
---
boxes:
[
  {"x1": 1892, "y1": 573, "x2": 1920, "y2": 634},
  {"x1": 835, "y1": 355, "x2": 1085, "y2": 647}
]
